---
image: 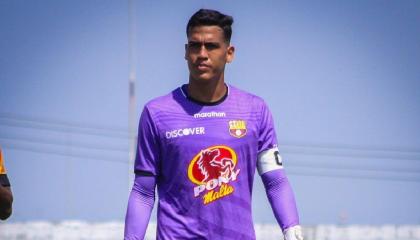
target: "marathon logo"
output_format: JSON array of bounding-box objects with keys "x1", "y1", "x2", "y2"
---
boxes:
[
  {"x1": 165, "y1": 127, "x2": 205, "y2": 139},
  {"x1": 193, "y1": 111, "x2": 226, "y2": 118}
]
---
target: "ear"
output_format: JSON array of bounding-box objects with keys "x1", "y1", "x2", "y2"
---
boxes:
[
  {"x1": 226, "y1": 45, "x2": 235, "y2": 63},
  {"x1": 184, "y1": 43, "x2": 188, "y2": 60}
]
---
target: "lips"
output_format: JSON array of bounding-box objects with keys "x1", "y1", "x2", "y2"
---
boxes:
[{"x1": 196, "y1": 63, "x2": 211, "y2": 71}]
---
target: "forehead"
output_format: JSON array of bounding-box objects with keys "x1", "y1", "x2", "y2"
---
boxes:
[{"x1": 187, "y1": 26, "x2": 225, "y2": 42}]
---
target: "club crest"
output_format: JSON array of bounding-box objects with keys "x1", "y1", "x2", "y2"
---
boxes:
[{"x1": 228, "y1": 120, "x2": 247, "y2": 138}]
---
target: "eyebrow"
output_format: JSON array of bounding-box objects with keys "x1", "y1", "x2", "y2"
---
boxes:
[
  {"x1": 188, "y1": 41, "x2": 221, "y2": 47},
  {"x1": 188, "y1": 40, "x2": 219, "y2": 44}
]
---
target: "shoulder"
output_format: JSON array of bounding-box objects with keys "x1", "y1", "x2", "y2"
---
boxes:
[
  {"x1": 228, "y1": 85, "x2": 268, "y2": 109},
  {"x1": 142, "y1": 87, "x2": 183, "y2": 114},
  {"x1": 144, "y1": 89, "x2": 177, "y2": 109}
]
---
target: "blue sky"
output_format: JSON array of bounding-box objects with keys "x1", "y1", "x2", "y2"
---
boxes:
[{"x1": 0, "y1": 0, "x2": 419, "y2": 225}]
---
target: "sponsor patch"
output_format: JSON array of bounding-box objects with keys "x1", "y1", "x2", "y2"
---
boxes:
[
  {"x1": 188, "y1": 145, "x2": 240, "y2": 205},
  {"x1": 228, "y1": 120, "x2": 247, "y2": 138},
  {"x1": 165, "y1": 127, "x2": 205, "y2": 139},
  {"x1": 193, "y1": 111, "x2": 226, "y2": 118}
]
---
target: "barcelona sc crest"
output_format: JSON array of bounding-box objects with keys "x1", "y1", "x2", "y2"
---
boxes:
[{"x1": 228, "y1": 120, "x2": 247, "y2": 138}]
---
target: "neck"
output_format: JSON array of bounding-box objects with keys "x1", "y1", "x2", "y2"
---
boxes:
[{"x1": 187, "y1": 74, "x2": 227, "y2": 103}]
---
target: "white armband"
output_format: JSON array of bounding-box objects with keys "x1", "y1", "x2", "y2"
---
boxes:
[{"x1": 257, "y1": 147, "x2": 283, "y2": 175}]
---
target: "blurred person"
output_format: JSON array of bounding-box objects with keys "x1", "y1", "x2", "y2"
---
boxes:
[
  {"x1": 0, "y1": 148, "x2": 13, "y2": 220},
  {"x1": 124, "y1": 9, "x2": 303, "y2": 240}
]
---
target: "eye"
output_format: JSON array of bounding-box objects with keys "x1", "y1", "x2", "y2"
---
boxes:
[
  {"x1": 204, "y1": 43, "x2": 219, "y2": 50},
  {"x1": 188, "y1": 42, "x2": 201, "y2": 50}
]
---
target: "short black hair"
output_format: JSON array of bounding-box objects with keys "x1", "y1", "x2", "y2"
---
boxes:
[{"x1": 186, "y1": 9, "x2": 234, "y2": 43}]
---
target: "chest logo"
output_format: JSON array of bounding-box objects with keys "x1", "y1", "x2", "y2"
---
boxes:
[
  {"x1": 228, "y1": 120, "x2": 247, "y2": 138},
  {"x1": 165, "y1": 127, "x2": 205, "y2": 139},
  {"x1": 188, "y1": 146, "x2": 240, "y2": 205}
]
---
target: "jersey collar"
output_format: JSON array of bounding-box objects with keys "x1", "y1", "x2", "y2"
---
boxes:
[{"x1": 180, "y1": 84, "x2": 229, "y2": 106}]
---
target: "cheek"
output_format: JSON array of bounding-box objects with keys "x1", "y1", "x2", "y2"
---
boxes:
[
  {"x1": 214, "y1": 54, "x2": 228, "y2": 67},
  {"x1": 185, "y1": 54, "x2": 195, "y2": 65}
]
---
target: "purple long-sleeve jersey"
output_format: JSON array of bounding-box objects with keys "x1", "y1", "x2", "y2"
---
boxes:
[{"x1": 134, "y1": 84, "x2": 289, "y2": 239}]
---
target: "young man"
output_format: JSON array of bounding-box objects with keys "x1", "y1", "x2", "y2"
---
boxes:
[
  {"x1": 125, "y1": 9, "x2": 303, "y2": 240},
  {"x1": 0, "y1": 148, "x2": 13, "y2": 220}
]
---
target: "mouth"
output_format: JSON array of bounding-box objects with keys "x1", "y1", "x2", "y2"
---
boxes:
[{"x1": 196, "y1": 63, "x2": 211, "y2": 71}]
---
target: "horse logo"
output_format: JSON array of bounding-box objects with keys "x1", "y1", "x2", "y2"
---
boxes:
[{"x1": 188, "y1": 146, "x2": 240, "y2": 204}]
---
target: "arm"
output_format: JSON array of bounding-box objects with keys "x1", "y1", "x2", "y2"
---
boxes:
[
  {"x1": 124, "y1": 174, "x2": 156, "y2": 240},
  {"x1": 0, "y1": 185, "x2": 13, "y2": 220},
  {"x1": 258, "y1": 148, "x2": 303, "y2": 240},
  {"x1": 261, "y1": 169, "x2": 299, "y2": 230},
  {"x1": 256, "y1": 101, "x2": 303, "y2": 239},
  {"x1": 125, "y1": 106, "x2": 161, "y2": 239}
]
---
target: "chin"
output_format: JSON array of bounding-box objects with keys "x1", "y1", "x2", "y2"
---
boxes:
[{"x1": 191, "y1": 74, "x2": 214, "y2": 83}]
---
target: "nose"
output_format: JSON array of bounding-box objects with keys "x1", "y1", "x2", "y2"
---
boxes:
[{"x1": 198, "y1": 44, "x2": 208, "y2": 59}]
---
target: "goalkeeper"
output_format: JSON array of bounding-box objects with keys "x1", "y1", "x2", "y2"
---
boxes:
[{"x1": 124, "y1": 9, "x2": 303, "y2": 240}]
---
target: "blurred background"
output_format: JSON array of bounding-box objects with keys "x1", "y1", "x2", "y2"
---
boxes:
[{"x1": 0, "y1": 0, "x2": 419, "y2": 239}]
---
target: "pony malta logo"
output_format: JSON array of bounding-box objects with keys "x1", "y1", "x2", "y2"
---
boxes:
[{"x1": 188, "y1": 145, "x2": 240, "y2": 205}]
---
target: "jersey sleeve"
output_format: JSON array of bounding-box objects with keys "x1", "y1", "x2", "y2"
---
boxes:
[
  {"x1": 0, "y1": 149, "x2": 11, "y2": 187},
  {"x1": 134, "y1": 106, "x2": 161, "y2": 176},
  {"x1": 257, "y1": 101, "x2": 283, "y2": 175},
  {"x1": 257, "y1": 101, "x2": 278, "y2": 153}
]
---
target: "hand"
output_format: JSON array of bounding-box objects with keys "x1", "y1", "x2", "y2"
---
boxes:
[{"x1": 284, "y1": 225, "x2": 304, "y2": 240}]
